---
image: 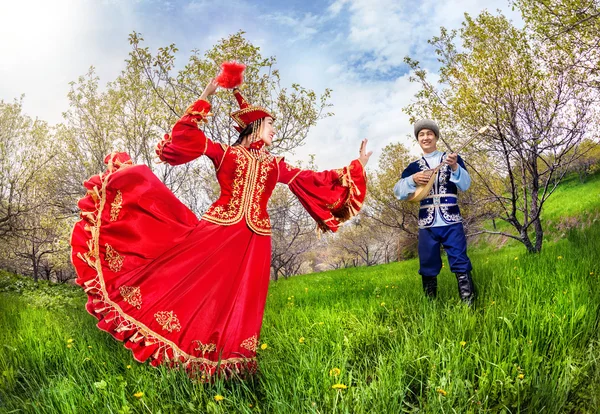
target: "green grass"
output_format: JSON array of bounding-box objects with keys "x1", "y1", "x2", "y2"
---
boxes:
[
  {"x1": 477, "y1": 171, "x2": 600, "y2": 250},
  {"x1": 1, "y1": 220, "x2": 599, "y2": 413}
]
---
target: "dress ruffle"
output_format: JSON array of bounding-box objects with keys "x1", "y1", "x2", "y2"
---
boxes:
[{"x1": 70, "y1": 152, "x2": 270, "y2": 379}]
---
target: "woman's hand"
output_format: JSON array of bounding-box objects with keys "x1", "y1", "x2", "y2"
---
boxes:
[
  {"x1": 358, "y1": 139, "x2": 373, "y2": 166},
  {"x1": 200, "y1": 78, "x2": 219, "y2": 100},
  {"x1": 413, "y1": 170, "x2": 433, "y2": 185}
]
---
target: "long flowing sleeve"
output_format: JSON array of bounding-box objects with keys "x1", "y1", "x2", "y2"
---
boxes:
[
  {"x1": 155, "y1": 99, "x2": 225, "y2": 166},
  {"x1": 278, "y1": 158, "x2": 367, "y2": 233}
]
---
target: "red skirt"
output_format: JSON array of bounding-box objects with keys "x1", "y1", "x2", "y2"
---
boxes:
[{"x1": 70, "y1": 153, "x2": 271, "y2": 378}]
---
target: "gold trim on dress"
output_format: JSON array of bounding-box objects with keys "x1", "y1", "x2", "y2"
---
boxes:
[
  {"x1": 193, "y1": 340, "x2": 217, "y2": 354},
  {"x1": 240, "y1": 335, "x2": 258, "y2": 352},
  {"x1": 119, "y1": 286, "x2": 142, "y2": 309},
  {"x1": 110, "y1": 190, "x2": 123, "y2": 221},
  {"x1": 105, "y1": 244, "x2": 124, "y2": 272},
  {"x1": 154, "y1": 311, "x2": 182, "y2": 333}
]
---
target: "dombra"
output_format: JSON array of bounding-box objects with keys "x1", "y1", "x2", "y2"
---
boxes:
[{"x1": 407, "y1": 126, "x2": 490, "y2": 203}]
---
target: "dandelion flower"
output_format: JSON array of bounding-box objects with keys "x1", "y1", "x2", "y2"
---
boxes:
[
  {"x1": 214, "y1": 395, "x2": 224, "y2": 402},
  {"x1": 557, "y1": 256, "x2": 563, "y2": 260},
  {"x1": 514, "y1": 257, "x2": 518, "y2": 260},
  {"x1": 518, "y1": 374, "x2": 525, "y2": 380},
  {"x1": 67, "y1": 338, "x2": 74, "y2": 343},
  {"x1": 67, "y1": 344, "x2": 72, "y2": 349},
  {"x1": 126, "y1": 365, "x2": 132, "y2": 369},
  {"x1": 380, "y1": 302, "x2": 385, "y2": 307},
  {"x1": 460, "y1": 341, "x2": 467, "y2": 347},
  {"x1": 133, "y1": 392, "x2": 144, "y2": 398},
  {"x1": 261, "y1": 343, "x2": 268, "y2": 350},
  {"x1": 305, "y1": 288, "x2": 308, "y2": 293},
  {"x1": 332, "y1": 383, "x2": 348, "y2": 390},
  {"x1": 318, "y1": 322, "x2": 324, "y2": 325},
  {"x1": 88, "y1": 346, "x2": 92, "y2": 349},
  {"x1": 299, "y1": 337, "x2": 305, "y2": 344},
  {"x1": 590, "y1": 272, "x2": 594, "y2": 275},
  {"x1": 329, "y1": 368, "x2": 341, "y2": 377},
  {"x1": 436, "y1": 388, "x2": 448, "y2": 396}
]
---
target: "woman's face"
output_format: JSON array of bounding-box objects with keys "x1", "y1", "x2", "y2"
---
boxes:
[{"x1": 259, "y1": 117, "x2": 275, "y2": 146}]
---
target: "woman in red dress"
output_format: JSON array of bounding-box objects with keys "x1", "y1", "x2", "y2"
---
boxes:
[{"x1": 71, "y1": 79, "x2": 372, "y2": 378}]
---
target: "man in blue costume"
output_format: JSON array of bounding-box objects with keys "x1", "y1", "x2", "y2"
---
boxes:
[{"x1": 393, "y1": 120, "x2": 475, "y2": 304}]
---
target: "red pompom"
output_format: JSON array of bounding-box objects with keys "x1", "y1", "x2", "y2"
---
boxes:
[{"x1": 215, "y1": 61, "x2": 246, "y2": 89}]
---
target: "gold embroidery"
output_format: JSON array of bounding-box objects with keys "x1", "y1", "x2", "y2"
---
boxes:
[
  {"x1": 105, "y1": 244, "x2": 124, "y2": 272},
  {"x1": 154, "y1": 311, "x2": 181, "y2": 333},
  {"x1": 193, "y1": 340, "x2": 217, "y2": 354},
  {"x1": 110, "y1": 190, "x2": 122, "y2": 221},
  {"x1": 240, "y1": 335, "x2": 258, "y2": 352},
  {"x1": 119, "y1": 286, "x2": 142, "y2": 309}
]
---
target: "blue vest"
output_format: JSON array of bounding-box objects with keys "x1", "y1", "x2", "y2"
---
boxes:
[{"x1": 401, "y1": 153, "x2": 467, "y2": 229}]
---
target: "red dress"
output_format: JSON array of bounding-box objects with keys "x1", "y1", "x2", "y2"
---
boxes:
[{"x1": 70, "y1": 99, "x2": 367, "y2": 378}]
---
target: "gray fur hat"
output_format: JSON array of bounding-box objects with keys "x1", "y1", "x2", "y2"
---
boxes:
[{"x1": 414, "y1": 119, "x2": 440, "y2": 139}]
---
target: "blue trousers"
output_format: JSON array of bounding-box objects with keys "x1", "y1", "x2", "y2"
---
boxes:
[{"x1": 418, "y1": 223, "x2": 472, "y2": 277}]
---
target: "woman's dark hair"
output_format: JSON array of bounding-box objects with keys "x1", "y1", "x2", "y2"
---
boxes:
[
  {"x1": 232, "y1": 122, "x2": 254, "y2": 146},
  {"x1": 232, "y1": 119, "x2": 262, "y2": 146}
]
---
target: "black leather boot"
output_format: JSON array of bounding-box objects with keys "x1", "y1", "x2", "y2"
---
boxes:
[
  {"x1": 455, "y1": 272, "x2": 475, "y2": 305},
  {"x1": 421, "y1": 276, "x2": 437, "y2": 298}
]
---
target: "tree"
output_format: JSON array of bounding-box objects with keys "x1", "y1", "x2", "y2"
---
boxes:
[{"x1": 404, "y1": 11, "x2": 598, "y2": 253}]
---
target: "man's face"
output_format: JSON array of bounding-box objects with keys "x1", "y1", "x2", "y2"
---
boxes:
[{"x1": 417, "y1": 129, "x2": 438, "y2": 153}]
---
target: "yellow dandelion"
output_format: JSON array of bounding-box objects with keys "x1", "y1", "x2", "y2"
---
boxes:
[
  {"x1": 88, "y1": 346, "x2": 92, "y2": 349},
  {"x1": 329, "y1": 368, "x2": 341, "y2": 377},
  {"x1": 332, "y1": 383, "x2": 348, "y2": 390},
  {"x1": 557, "y1": 256, "x2": 563, "y2": 260},
  {"x1": 318, "y1": 322, "x2": 324, "y2": 325},
  {"x1": 133, "y1": 392, "x2": 144, "y2": 398},
  {"x1": 460, "y1": 341, "x2": 467, "y2": 347},
  {"x1": 380, "y1": 302, "x2": 385, "y2": 307},
  {"x1": 287, "y1": 297, "x2": 291, "y2": 300},
  {"x1": 491, "y1": 300, "x2": 496, "y2": 305},
  {"x1": 436, "y1": 388, "x2": 448, "y2": 396},
  {"x1": 305, "y1": 288, "x2": 308, "y2": 293},
  {"x1": 299, "y1": 337, "x2": 305, "y2": 344},
  {"x1": 514, "y1": 256, "x2": 518, "y2": 260},
  {"x1": 67, "y1": 338, "x2": 74, "y2": 343},
  {"x1": 385, "y1": 285, "x2": 389, "y2": 288},
  {"x1": 214, "y1": 395, "x2": 224, "y2": 402},
  {"x1": 261, "y1": 343, "x2": 268, "y2": 350},
  {"x1": 518, "y1": 374, "x2": 525, "y2": 380},
  {"x1": 67, "y1": 344, "x2": 72, "y2": 349},
  {"x1": 590, "y1": 272, "x2": 594, "y2": 275},
  {"x1": 126, "y1": 365, "x2": 132, "y2": 369}
]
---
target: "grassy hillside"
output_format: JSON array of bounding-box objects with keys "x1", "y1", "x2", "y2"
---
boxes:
[{"x1": 1, "y1": 175, "x2": 599, "y2": 413}]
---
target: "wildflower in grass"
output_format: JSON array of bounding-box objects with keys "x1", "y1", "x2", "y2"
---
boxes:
[
  {"x1": 126, "y1": 365, "x2": 132, "y2": 369},
  {"x1": 67, "y1": 344, "x2": 72, "y2": 349},
  {"x1": 214, "y1": 395, "x2": 224, "y2": 402},
  {"x1": 299, "y1": 337, "x2": 305, "y2": 344},
  {"x1": 305, "y1": 288, "x2": 308, "y2": 293},
  {"x1": 332, "y1": 383, "x2": 347, "y2": 390},
  {"x1": 318, "y1": 322, "x2": 324, "y2": 325},
  {"x1": 67, "y1": 338, "x2": 74, "y2": 343},
  {"x1": 590, "y1": 272, "x2": 594, "y2": 275},
  {"x1": 329, "y1": 368, "x2": 341, "y2": 377},
  {"x1": 88, "y1": 346, "x2": 92, "y2": 349},
  {"x1": 436, "y1": 388, "x2": 448, "y2": 396},
  {"x1": 287, "y1": 297, "x2": 291, "y2": 300},
  {"x1": 133, "y1": 392, "x2": 143, "y2": 398},
  {"x1": 514, "y1": 257, "x2": 518, "y2": 260},
  {"x1": 380, "y1": 302, "x2": 385, "y2": 307},
  {"x1": 261, "y1": 343, "x2": 268, "y2": 350},
  {"x1": 460, "y1": 341, "x2": 467, "y2": 347},
  {"x1": 557, "y1": 256, "x2": 563, "y2": 260},
  {"x1": 518, "y1": 374, "x2": 525, "y2": 380}
]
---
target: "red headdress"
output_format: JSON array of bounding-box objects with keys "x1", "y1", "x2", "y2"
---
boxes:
[{"x1": 230, "y1": 89, "x2": 275, "y2": 133}]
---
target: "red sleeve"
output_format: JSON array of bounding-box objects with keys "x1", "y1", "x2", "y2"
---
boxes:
[
  {"x1": 278, "y1": 158, "x2": 367, "y2": 233},
  {"x1": 155, "y1": 99, "x2": 225, "y2": 166}
]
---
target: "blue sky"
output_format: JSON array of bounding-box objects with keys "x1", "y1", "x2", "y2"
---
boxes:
[{"x1": 0, "y1": 0, "x2": 521, "y2": 169}]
